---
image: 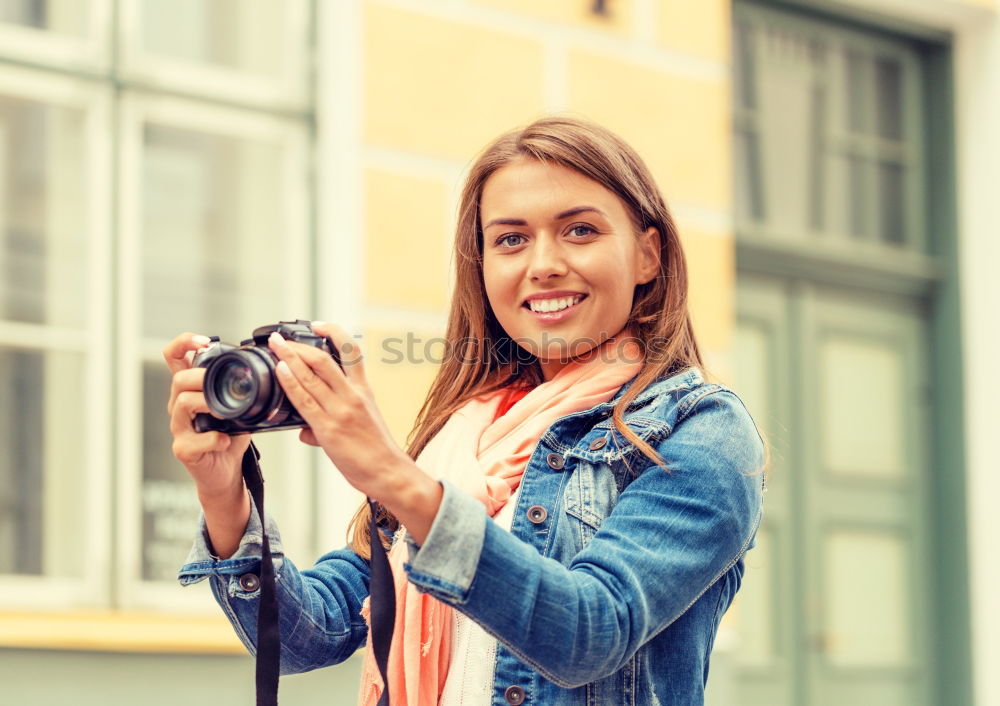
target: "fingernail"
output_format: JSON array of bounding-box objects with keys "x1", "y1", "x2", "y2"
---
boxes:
[
  {"x1": 269, "y1": 331, "x2": 287, "y2": 348},
  {"x1": 192, "y1": 334, "x2": 211, "y2": 345},
  {"x1": 311, "y1": 320, "x2": 327, "y2": 329},
  {"x1": 276, "y1": 360, "x2": 291, "y2": 376}
]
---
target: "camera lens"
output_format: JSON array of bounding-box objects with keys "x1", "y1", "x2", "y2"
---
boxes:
[
  {"x1": 203, "y1": 349, "x2": 277, "y2": 422},
  {"x1": 216, "y1": 360, "x2": 256, "y2": 411}
]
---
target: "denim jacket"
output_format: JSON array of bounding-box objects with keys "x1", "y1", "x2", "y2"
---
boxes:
[{"x1": 179, "y1": 366, "x2": 765, "y2": 706}]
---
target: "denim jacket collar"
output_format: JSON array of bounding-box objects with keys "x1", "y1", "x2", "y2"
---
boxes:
[
  {"x1": 541, "y1": 366, "x2": 706, "y2": 464},
  {"x1": 608, "y1": 365, "x2": 704, "y2": 407}
]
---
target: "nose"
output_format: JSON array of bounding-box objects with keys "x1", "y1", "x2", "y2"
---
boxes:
[{"x1": 527, "y1": 235, "x2": 568, "y2": 281}]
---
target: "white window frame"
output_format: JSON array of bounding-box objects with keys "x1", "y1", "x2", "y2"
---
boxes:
[
  {"x1": 117, "y1": 0, "x2": 311, "y2": 112},
  {"x1": 314, "y1": 0, "x2": 370, "y2": 552},
  {"x1": 0, "y1": 64, "x2": 113, "y2": 609},
  {"x1": 0, "y1": 0, "x2": 112, "y2": 72},
  {"x1": 116, "y1": 93, "x2": 314, "y2": 612}
]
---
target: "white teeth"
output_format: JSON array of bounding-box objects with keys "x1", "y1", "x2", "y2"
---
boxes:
[{"x1": 528, "y1": 295, "x2": 583, "y2": 313}]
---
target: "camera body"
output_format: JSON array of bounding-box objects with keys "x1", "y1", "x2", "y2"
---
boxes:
[{"x1": 193, "y1": 319, "x2": 341, "y2": 435}]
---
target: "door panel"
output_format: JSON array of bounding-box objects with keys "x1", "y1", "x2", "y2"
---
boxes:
[
  {"x1": 823, "y1": 527, "x2": 913, "y2": 668},
  {"x1": 801, "y1": 284, "x2": 933, "y2": 705},
  {"x1": 820, "y1": 335, "x2": 907, "y2": 479},
  {"x1": 729, "y1": 276, "x2": 934, "y2": 705}
]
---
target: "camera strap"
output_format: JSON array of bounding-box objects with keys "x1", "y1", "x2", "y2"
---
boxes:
[
  {"x1": 367, "y1": 499, "x2": 396, "y2": 706},
  {"x1": 241, "y1": 443, "x2": 281, "y2": 706},
  {"x1": 240, "y1": 444, "x2": 396, "y2": 706}
]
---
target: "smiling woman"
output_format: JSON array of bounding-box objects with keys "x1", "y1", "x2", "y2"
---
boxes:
[
  {"x1": 170, "y1": 116, "x2": 766, "y2": 706},
  {"x1": 481, "y1": 160, "x2": 660, "y2": 373}
]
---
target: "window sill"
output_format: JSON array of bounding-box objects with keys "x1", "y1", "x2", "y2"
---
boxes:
[{"x1": 0, "y1": 611, "x2": 246, "y2": 654}]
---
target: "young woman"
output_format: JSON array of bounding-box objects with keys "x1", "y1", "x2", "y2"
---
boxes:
[{"x1": 166, "y1": 116, "x2": 766, "y2": 706}]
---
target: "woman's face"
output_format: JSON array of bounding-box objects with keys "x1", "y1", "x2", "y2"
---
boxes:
[{"x1": 480, "y1": 158, "x2": 660, "y2": 381}]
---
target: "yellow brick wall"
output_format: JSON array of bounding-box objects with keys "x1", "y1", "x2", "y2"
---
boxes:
[
  {"x1": 363, "y1": 168, "x2": 452, "y2": 312},
  {"x1": 468, "y1": 0, "x2": 635, "y2": 34},
  {"x1": 361, "y1": 325, "x2": 443, "y2": 449},
  {"x1": 359, "y1": 0, "x2": 735, "y2": 443},
  {"x1": 363, "y1": 4, "x2": 546, "y2": 161},
  {"x1": 566, "y1": 50, "x2": 731, "y2": 210},
  {"x1": 658, "y1": 0, "x2": 730, "y2": 58}
]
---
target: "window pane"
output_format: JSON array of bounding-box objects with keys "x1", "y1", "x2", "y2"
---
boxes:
[
  {"x1": 809, "y1": 82, "x2": 827, "y2": 231},
  {"x1": 141, "y1": 122, "x2": 293, "y2": 340},
  {"x1": 878, "y1": 161, "x2": 905, "y2": 245},
  {"x1": 734, "y1": 128, "x2": 764, "y2": 224},
  {"x1": 0, "y1": 346, "x2": 86, "y2": 577},
  {"x1": 875, "y1": 57, "x2": 903, "y2": 141},
  {"x1": 141, "y1": 362, "x2": 306, "y2": 582},
  {"x1": 141, "y1": 363, "x2": 200, "y2": 582},
  {"x1": 846, "y1": 154, "x2": 869, "y2": 239},
  {"x1": 137, "y1": 114, "x2": 310, "y2": 585},
  {"x1": 0, "y1": 94, "x2": 87, "y2": 328},
  {"x1": 733, "y1": 10, "x2": 926, "y2": 255},
  {"x1": 0, "y1": 0, "x2": 88, "y2": 35},
  {"x1": 844, "y1": 50, "x2": 867, "y2": 134},
  {"x1": 140, "y1": 0, "x2": 300, "y2": 80},
  {"x1": 733, "y1": 22, "x2": 757, "y2": 111}
]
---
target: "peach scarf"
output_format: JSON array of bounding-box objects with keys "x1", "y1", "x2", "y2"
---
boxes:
[{"x1": 357, "y1": 334, "x2": 642, "y2": 706}]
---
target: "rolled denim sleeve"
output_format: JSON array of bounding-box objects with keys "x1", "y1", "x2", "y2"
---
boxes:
[
  {"x1": 403, "y1": 479, "x2": 487, "y2": 599},
  {"x1": 178, "y1": 494, "x2": 372, "y2": 674},
  {"x1": 403, "y1": 388, "x2": 765, "y2": 689},
  {"x1": 178, "y1": 491, "x2": 282, "y2": 588}
]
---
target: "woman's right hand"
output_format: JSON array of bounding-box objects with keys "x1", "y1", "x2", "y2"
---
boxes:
[{"x1": 163, "y1": 333, "x2": 253, "y2": 560}]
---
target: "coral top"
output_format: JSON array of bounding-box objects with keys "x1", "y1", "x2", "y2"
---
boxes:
[{"x1": 492, "y1": 386, "x2": 531, "y2": 422}]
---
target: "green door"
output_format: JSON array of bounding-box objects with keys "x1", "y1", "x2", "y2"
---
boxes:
[
  {"x1": 726, "y1": 1, "x2": 967, "y2": 703},
  {"x1": 730, "y1": 275, "x2": 935, "y2": 705}
]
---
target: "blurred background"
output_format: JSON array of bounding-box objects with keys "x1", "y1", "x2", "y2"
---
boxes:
[{"x1": 0, "y1": 0, "x2": 997, "y2": 704}]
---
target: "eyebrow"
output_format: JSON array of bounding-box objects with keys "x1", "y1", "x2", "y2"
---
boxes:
[{"x1": 482, "y1": 206, "x2": 608, "y2": 231}]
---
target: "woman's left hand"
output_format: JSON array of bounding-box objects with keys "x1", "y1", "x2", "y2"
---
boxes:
[{"x1": 267, "y1": 322, "x2": 411, "y2": 502}]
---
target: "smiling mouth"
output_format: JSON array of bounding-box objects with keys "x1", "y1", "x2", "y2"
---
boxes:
[{"x1": 523, "y1": 294, "x2": 587, "y2": 313}]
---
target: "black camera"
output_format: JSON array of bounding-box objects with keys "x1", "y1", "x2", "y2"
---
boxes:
[{"x1": 193, "y1": 319, "x2": 342, "y2": 435}]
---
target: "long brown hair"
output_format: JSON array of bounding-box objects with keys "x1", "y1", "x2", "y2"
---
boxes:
[{"x1": 349, "y1": 116, "x2": 705, "y2": 559}]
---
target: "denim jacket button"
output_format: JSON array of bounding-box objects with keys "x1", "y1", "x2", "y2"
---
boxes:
[
  {"x1": 526, "y1": 505, "x2": 548, "y2": 524},
  {"x1": 589, "y1": 436, "x2": 608, "y2": 450},
  {"x1": 504, "y1": 685, "x2": 526, "y2": 705},
  {"x1": 546, "y1": 452, "x2": 565, "y2": 470},
  {"x1": 238, "y1": 572, "x2": 261, "y2": 592}
]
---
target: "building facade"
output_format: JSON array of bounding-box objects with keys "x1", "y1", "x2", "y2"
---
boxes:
[{"x1": 0, "y1": 1, "x2": 996, "y2": 704}]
